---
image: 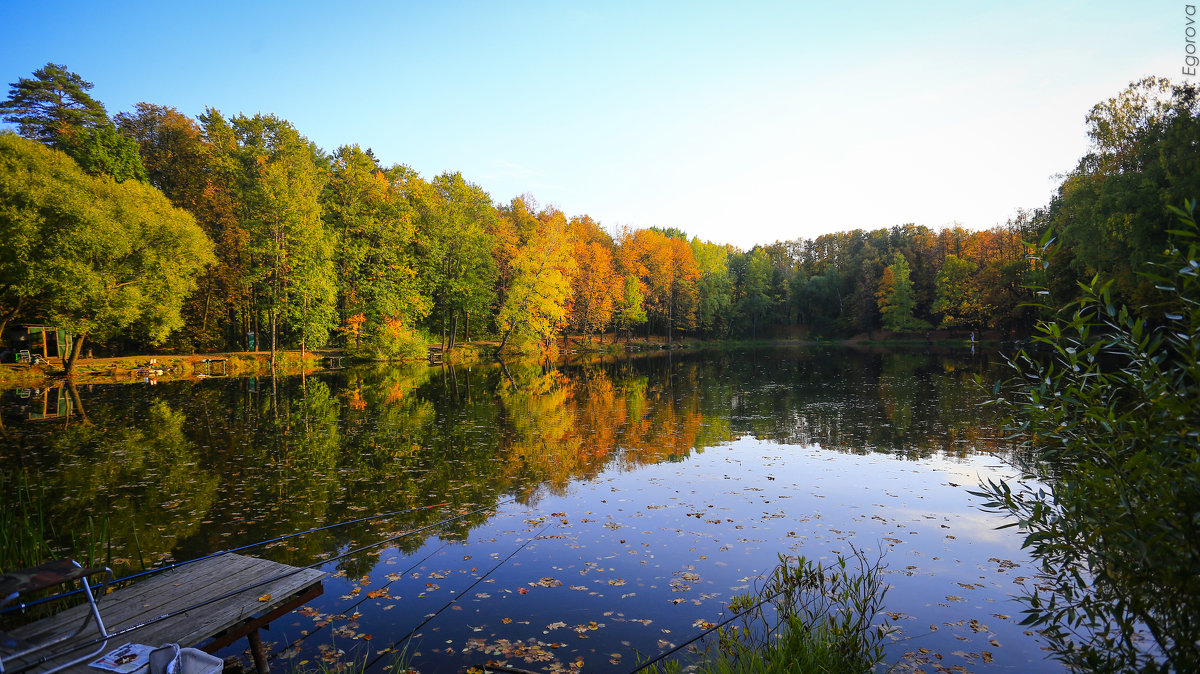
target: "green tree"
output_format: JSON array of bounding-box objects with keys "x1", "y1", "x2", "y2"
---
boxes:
[
  {"x1": 794, "y1": 269, "x2": 844, "y2": 334},
  {"x1": 691, "y1": 238, "x2": 733, "y2": 338},
  {"x1": 876, "y1": 252, "x2": 929, "y2": 332},
  {"x1": 115, "y1": 103, "x2": 209, "y2": 199},
  {"x1": 1046, "y1": 77, "x2": 1200, "y2": 310},
  {"x1": 732, "y1": 248, "x2": 772, "y2": 338},
  {"x1": 932, "y1": 254, "x2": 986, "y2": 329},
  {"x1": 57, "y1": 123, "x2": 147, "y2": 182},
  {"x1": 225, "y1": 113, "x2": 335, "y2": 359},
  {"x1": 324, "y1": 145, "x2": 429, "y2": 346},
  {"x1": 979, "y1": 204, "x2": 1200, "y2": 671},
  {"x1": 117, "y1": 104, "x2": 233, "y2": 351},
  {"x1": 0, "y1": 133, "x2": 214, "y2": 374},
  {"x1": 410, "y1": 171, "x2": 497, "y2": 351},
  {"x1": 0, "y1": 63, "x2": 108, "y2": 146},
  {"x1": 1, "y1": 64, "x2": 146, "y2": 183},
  {"x1": 613, "y1": 274, "x2": 647, "y2": 342}
]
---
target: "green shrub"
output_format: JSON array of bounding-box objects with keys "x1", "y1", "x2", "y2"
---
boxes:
[
  {"x1": 977, "y1": 202, "x2": 1200, "y2": 671},
  {"x1": 348, "y1": 318, "x2": 428, "y2": 362}
]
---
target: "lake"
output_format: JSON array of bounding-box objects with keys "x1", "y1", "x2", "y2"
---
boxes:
[{"x1": 0, "y1": 346, "x2": 1061, "y2": 672}]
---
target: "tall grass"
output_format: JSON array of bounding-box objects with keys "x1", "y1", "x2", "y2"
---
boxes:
[
  {"x1": 2, "y1": 473, "x2": 114, "y2": 574},
  {"x1": 0, "y1": 473, "x2": 55, "y2": 573},
  {"x1": 648, "y1": 549, "x2": 890, "y2": 674},
  {"x1": 1, "y1": 474, "x2": 118, "y2": 626}
]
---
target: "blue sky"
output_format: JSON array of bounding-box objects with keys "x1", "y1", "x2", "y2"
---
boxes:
[{"x1": 0, "y1": 1, "x2": 1183, "y2": 248}]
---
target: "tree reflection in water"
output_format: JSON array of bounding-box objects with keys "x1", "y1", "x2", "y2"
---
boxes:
[{"x1": 1, "y1": 347, "x2": 1037, "y2": 672}]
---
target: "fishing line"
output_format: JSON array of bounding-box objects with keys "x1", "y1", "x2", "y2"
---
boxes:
[
  {"x1": 2, "y1": 501, "x2": 452, "y2": 614},
  {"x1": 7, "y1": 501, "x2": 511, "y2": 674},
  {"x1": 361, "y1": 518, "x2": 557, "y2": 673},
  {"x1": 281, "y1": 539, "x2": 452, "y2": 650},
  {"x1": 627, "y1": 584, "x2": 788, "y2": 674}
]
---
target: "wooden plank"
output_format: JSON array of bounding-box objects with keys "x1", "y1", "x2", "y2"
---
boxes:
[
  {"x1": 201, "y1": 584, "x2": 323, "y2": 654},
  {"x1": 6, "y1": 554, "x2": 324, "y2": 674}
]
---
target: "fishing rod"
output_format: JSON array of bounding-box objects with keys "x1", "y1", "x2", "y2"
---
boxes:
[
  {"x1": 360, "y1": 518, "x2": 557, "y2": 673},
  {"x1": 8, "y1": 500, "x2": 512, "y2": 674},
  {"x1": 1, "y1": 501, "x2": 451, "y2": 614}
]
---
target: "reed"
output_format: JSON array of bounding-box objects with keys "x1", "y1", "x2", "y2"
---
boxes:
[
  {"x1": 0, "y1": 472, "x2": 55, "y2": 573},
  {"x1": 647, "y1": 549, "x2": 891, "y2": 674}
]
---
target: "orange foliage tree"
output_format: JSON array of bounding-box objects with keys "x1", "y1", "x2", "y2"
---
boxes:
[{"x1": 567, "y1": 215, "x2": 619, "y2": 340}]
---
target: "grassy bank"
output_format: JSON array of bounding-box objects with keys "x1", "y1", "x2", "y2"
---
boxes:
[{"x1": 0, "y1": 350, "x2": 326, "y2": 388}]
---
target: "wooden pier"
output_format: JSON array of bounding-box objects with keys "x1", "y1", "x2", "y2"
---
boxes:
[{"x1": 5, "y1": 554, "x2": 324, "y2": 674}]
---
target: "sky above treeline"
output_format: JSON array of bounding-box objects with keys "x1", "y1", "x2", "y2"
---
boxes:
[{"x1": 0, "y1": 1, "x2": 1184, "y2": 249}]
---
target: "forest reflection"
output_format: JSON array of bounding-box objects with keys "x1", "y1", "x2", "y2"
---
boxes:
[{"x1": 1, "y1": 346, "x2": 1007, "y2": 579}]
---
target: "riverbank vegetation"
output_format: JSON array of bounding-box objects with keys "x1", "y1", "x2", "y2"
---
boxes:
[
  {"x1": 3, "y1": 67, "x2": 1197, "y2": 367},
  {"x1": 980, "y1": 204, "x2": 1200, "y2": 670}
]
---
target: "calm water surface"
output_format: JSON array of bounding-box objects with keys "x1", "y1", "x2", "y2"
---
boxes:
[{"x1": 1, "y1": 347, "x2": 1059, "y2": 672}]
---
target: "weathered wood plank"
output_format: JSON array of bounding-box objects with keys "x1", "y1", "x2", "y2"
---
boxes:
[{"x1": 6, "y1": 554, "x2": 324, "y2": 674}]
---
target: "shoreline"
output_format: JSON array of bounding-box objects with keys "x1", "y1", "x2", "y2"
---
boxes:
[{"x1": 0, "y1": 334, "x2": 1002, "y2": 388}]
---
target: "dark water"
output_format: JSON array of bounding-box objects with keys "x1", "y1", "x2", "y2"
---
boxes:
[{"x1": 1, "y1": 347, "x2": 1059, "y2": 672}]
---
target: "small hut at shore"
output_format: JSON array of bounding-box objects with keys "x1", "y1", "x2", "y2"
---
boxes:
[{"x1": 5, "y1": 324, "x2": 74, "y2": 361}]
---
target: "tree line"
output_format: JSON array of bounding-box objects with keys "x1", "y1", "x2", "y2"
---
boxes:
[{"x1": 2, "y1": 65, "x2": 1197, "y2": 371}]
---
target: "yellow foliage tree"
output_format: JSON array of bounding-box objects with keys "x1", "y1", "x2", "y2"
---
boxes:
[{"x1": 496, "y1": 205, "x2": 577, "y2": 354}]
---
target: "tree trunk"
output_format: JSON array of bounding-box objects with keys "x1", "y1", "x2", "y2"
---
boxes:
[
  {"x1": 270, "y1": 310, "x2": 277, "y2": 369},
  {"x1": 448, "y1": 312, "x2": 458, "y2": 351},
  {"x1": 497, "y1": 325, "x2": 513, "y2": 354},
  {"x1": 441, "y1": 308, "x2": 447, "y2": 352},
  {"x1": 496, "y1": 356, "x2": 516, "y2": 388},
  {"x1": 668, "y1": 297, "x2": 673, "y2": 345},
  {"x1": 301, "y1": 295, "x2": 308, "y2": 359},
  {"x1": 200, "y1": 292, "x2": 211, "y2": 352},
  {"x1": 0, "y1": 295, "x2": 24, "y2": 344},
  {"x1": 464, "y1": 310, "x2": 470, "y2": 342},
  {"x1": 66, "y1": 380, "x2": 90, "y2": 425},
  {"x1": 63, "y1": 332, "x2": 87, "y2": 378}
]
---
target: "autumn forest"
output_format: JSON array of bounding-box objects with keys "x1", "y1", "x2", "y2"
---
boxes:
[{"x1": 3, "y1": 65, "x2": 1199, "y2": 369}]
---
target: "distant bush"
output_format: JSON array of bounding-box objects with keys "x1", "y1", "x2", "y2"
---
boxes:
[{"x1": 348, "y1": 317, "x2": 428, "y2": 362}]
